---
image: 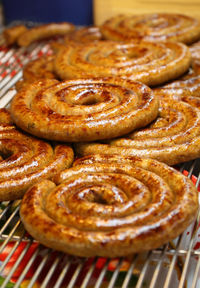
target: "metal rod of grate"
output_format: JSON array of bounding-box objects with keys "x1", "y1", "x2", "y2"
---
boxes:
[{"x1": 0, "y1": 43, "x2": 199, "y2": 288}]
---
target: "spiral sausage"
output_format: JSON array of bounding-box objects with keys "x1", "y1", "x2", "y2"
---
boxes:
[
  {"x1": 10, "y1": 77, "x2": 159, "y2": 142},
  {"x1": 101, "y1": 13, "x2": 200, "y2": 44},
  {"x1": 0, "y1": 108, "x2": 74, "y2": 201},
  {"x1": 76, "y1": 98, "x2": 200, "y2": 165},
  {"x1": 54, "y1": 40, "x2": 191, "y2": 86},
  {"x1": 20, "y1": 154, "x2": 198, "y2": 257}
]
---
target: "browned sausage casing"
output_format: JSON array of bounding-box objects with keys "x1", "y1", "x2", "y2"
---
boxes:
[
  {"x1": 101, "y1": 13, "x2": 200, "y2": 44},
  {"x1": 20, "y1": 154, "x2": 198, "y2": 257},
  {"x1": 17, "y1": 22, "x2": 75, "y2": 47},
  {"x1": 76, "y1": 98, "x2": 200, "y2": 165},
  {"x1": 0, "y1": 108, "x2": 74, "y2": 201},
  {"x1": 54, "y1": 40, "x2": 191, "y2": 86},
  {"x1": 10, "y1": 77, "x2": 159, "y2": 142}
]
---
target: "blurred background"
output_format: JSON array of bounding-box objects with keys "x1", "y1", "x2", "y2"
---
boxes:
[
  {"x1": 0, "y1": 0, "x2": 199, "y2": 28},
  {"x1": 0, "y1": 0, "x2": 93, "y2": 26}
]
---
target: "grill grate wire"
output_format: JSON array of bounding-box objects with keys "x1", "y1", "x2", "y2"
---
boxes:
[{"x1": 0, "y1": 41, "x2": 199, "y2": 288}]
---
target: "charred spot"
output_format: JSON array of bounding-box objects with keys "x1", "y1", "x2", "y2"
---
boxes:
[
  {"x1": 138, "y1": 47, "x2": 148, "y2": 54},
  {"x1": 34, "y1": 91, "x2": 45, "y2": 102},
  {"x1": 123, "y1": 90, "x2": 132, "y2": 97},
  {"x1": 38, "y1": 105, "x2": 54, "y2": 116},
  {"x1": 142, "y1": 91, "x2": 151, "y2": 100},
  {"x1": 41, "y1": 219, "x2": 57, "y2": 233},
  {"x1": 27, "y1": 122, "x2": 36, "y2": 129},
  {"x1": 127, "y1": 155, "x2": 142, "y2": 163},
  {"x1": 21, "y1": 202, "x2": 35, "y2": 215},
  {"x1": 56, "y1": 88, "x2": 70, "y2": 102},
  {"x1": 100, "y1": 90, "x2": 111, "y2": 101},
  {"x1": 100, "y1": 239, "x2": 109, "y2": 246},
  {"x1": 37, "y1": 143, "x2": 49, "y2": 154},
  {"x1": 148, "y1": 160, "x2": 159, "y2": 168},
  {"x1": 46, "y1": 109, "x2": 55, "y2": 116}
]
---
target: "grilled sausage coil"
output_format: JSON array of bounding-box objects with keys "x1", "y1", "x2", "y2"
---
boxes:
[
  {"x1": 54, "y1": 40, "x2": 191, "y2": 86},
  {"x1": 101, "y1": 13, "x2": 200, "y2": 44},
  {"x1": 11, "y1": 77, "x2": 159, "y2": 142},
  {"x1": 0, "y1": 108, "x2": 74, "y2": 201},
  {"x1": 20, "y1": 154, "x2": 198, "y2": 257},
  {"x1": 76, "y1": 98, "x2": 200, "y2": 165}
]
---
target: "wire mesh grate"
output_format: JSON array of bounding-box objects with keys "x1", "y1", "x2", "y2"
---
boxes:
[{"x1": 0, "y1": 39, "x2": 199, "y2": 288}]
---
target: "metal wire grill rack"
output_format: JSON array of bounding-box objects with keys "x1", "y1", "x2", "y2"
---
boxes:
[{"x1": 0, "y1": 37, "x2": 199, "y2": 288}]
